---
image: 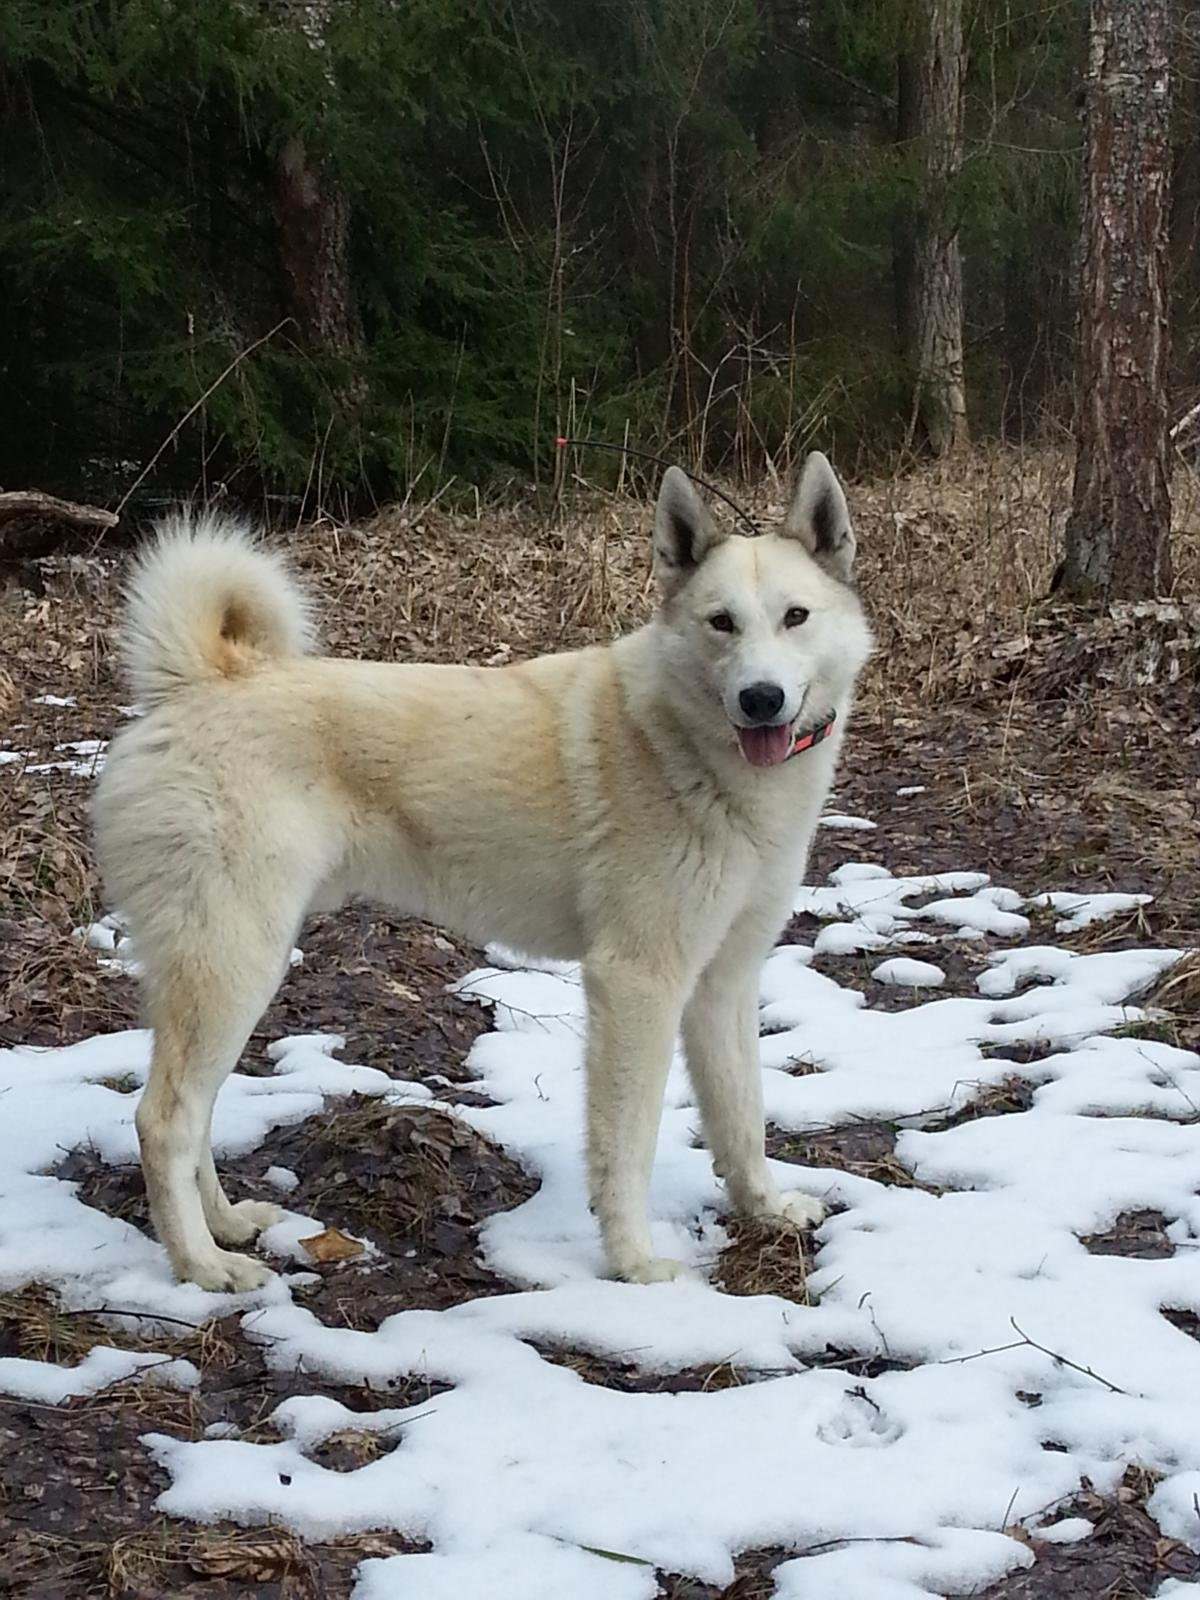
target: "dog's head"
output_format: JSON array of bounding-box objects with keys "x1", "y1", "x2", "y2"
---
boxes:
[{"x1": 651, "y1": 453, "x2": 872, "y2": 767}]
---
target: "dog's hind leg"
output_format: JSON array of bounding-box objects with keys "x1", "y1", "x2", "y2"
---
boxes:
[
  {"x1": 136, "y1": 899, "x2": 304, "y2": 1292},
  {"x1": 584, "y1": 954, "x2": 688, "y2": 1283}
]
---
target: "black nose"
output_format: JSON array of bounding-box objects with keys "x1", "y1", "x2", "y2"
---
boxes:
[{"x1": 738, "y1": 682, "x2": 785, "y2": 724}]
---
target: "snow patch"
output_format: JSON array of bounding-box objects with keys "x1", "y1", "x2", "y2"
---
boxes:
[
  {"x1": 0, "y1": 854, "x2": 1197, "y2": 1597},
  {"x1": 872, "y1": 958, "x2": 946, "y2": 989}
]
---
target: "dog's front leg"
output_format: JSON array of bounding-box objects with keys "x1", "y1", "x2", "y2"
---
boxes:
[
  {"x1": 584, "y1": 955, "x2": 687, "y2": 1283},
  {"x1": 684, "y1": 957, "x2": 825, "y2": 1231}
]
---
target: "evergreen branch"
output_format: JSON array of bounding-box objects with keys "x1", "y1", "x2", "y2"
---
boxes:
[{"x1": 115, "y1": 320, "x2": 293, "y2": 517}]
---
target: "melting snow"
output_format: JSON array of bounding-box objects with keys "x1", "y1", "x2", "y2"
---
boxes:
[
  {"x1": 872, "y1": 957, "x2": 946, "y2": 988},
  {"x1": 1, "y1": 852, "x2": 1198, "y2": 1598},
  {"x1": 1028, "y1": 890, "x2": 1153, "y2": 934},
  {"x1": 25, "y1": 738, "x2": 108, "y2": 776}
]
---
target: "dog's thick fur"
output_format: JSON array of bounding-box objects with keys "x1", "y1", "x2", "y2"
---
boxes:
[{"x1": 94, "y1": 457, "x2": 872, "y2": 1291}]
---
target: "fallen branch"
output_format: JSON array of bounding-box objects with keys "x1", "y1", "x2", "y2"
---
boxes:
[{"x1": 0, "y1": 490, "x2": 118, "y2": 545}]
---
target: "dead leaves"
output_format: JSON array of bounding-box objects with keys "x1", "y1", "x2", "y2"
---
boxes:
[
  {"x1": 277, "y1": 1099, "x2": 536, "y2": 1253},
  {"x1": 965, "y1": 600, "x2": 1200, "y2": 701},
  {"x1": 299, "y1": 1226, "x2": 366, "y2": 1264},
  {"x1": 995, "y1": 1466, "x2": 1200, "y2": 1592}
]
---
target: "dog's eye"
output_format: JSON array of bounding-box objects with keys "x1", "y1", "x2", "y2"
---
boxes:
[
  {"x1": 708, "y1": 611, "x2": 735, "y2": 633},
  {"x1": 784, "y1": 606, "x2": 810, "y2": 628}
]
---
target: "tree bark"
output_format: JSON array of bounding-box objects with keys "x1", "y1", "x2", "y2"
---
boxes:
[
  {"x1": 0, "y1": 491, "x2": 117, "y2": 532},
  {"x1": 267, "y1": 2, "x2": 364, "y2": 409},
  {"x1": 1060, "y1": 0, "x2": 1172, "y2": 600},
  {"x1": 896, "y1": 0, "x2": 968, "y2": 457},
  {"x1": 274, "y1": 132, "x2": 362, "y2": 363}
]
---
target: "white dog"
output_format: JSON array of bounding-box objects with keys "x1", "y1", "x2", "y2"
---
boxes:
[{"x1": 94, "y1": 454, "x2": 872, "y2": 1291}]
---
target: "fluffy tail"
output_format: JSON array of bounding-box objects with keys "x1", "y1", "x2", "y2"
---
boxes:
[{"x1": 120, "y1": 508, "x2": 314, "y2": 708}]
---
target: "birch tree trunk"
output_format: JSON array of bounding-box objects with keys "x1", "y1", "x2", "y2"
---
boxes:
[
  {"x1": 1060, "y1": 0, "x2": 1172, "y2": 600},
  {"x1": 896, "y1": 0, "x2": 968, "y2": 458}
]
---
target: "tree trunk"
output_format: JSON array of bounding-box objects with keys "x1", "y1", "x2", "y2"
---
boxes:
[
  {"x1": 896, "y1": 0, "x2": 968, "y2": 457},
  {"x1": 752, "y1": 0, "x2": 800, "y2": 160},
  {"x1": 1060, "y1": 0, "x2": 1172, "y2": 600},
  {"x1": 268, "y1": 2, "x2": 364, "y2": 408},
  {"x1": 275, "y1": 134, "x2": 362, "y2": 363}
]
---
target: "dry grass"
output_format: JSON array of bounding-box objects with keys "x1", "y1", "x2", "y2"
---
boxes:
[
  {"x1": 288, "y1": 496, "x2": 654, "y2": 668},
  {"x1": 311, "y1": 1428, "x2": 398, "y2": 1470},
  {"x1": 0, "y1": 1284, "x2": 130, "y2": 1365},
  {"x1": 769, "y1": 1122, "x2": 939, "y2": 1193},
  {"x1": 2, "y1": 436, "x2": 1196, "y2": 1047},
  {"x1": 1133, "y1": 951, "x2": 1200, "y2": 1053},
  {"x1": 931, "y1": 1075, "x2": 1036, "y2": 1130},
  {"x1": 529, "y1": 1340, "x2": 750, "y2": 1393},
  {"x1": 3, "y1": 438, "x2": 1195, "y2": 1068},
  {"x1": 0, "y1": 1283, "x2": 232, "y2": 1370},
  {"x1": 715, "y1": 1217, "x2": 814, "y2": 1302},
  {"x1": 8, "y1": 1522, "x2": 412, "y2": 1598},
  {"x1": 1148, "y1": 949, "x2": 1200, "y2": 1015},
  {"x1": 2, "y1": 440, "x2": 1197, "y2": 695}
]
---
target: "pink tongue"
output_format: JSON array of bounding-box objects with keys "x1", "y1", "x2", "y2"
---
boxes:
[{"x1": 736, "y1": 723, "x2": 792, "y2": 767}]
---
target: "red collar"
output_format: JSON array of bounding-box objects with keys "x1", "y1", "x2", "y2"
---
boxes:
[{"x1": 788, "y1": 710, "x2": 836, "y2": 760}]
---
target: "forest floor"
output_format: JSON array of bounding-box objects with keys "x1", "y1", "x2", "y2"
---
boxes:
[{"x1": 1, "y1": 447, "x2": 1199, "y2": 1599}]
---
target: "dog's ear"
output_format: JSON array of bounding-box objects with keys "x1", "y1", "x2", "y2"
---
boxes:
[
  {"x1": 653, "y1": 467, "x2": 726, "y2": 593},
  {"x1": 782, "y1": 451, "x2": 856, "y2": 580}
]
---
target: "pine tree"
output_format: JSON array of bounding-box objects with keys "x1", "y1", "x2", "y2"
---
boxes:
[
  {"x1": 1059, "y1": 0, "x2": 1173, "y2": 599},
  {"x1": 896, "y1": 0, "x2": 968, "y2": 457},
  {"x1": 269, "y1": 3, "x2": 363, "y2": 399}
]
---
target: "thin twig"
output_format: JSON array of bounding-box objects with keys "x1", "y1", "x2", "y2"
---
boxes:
[
  {"x1": 1009, "y1": 1319, "x2": 1129, "y2": 1395},
  {"x1": 87, "y1": 1355, "x2": 184, "y2": 1398},
  {"x1": 939, "y1": 1319, "x2": 1129, "y2": 1396},
  {"x1": 795, "y1": 1535, "x2": 921, "y2": 1557},
  {"x1": 115, "y1": 318, "x2": 293, "y2": 517},
  {"x1": 556, "y1": 437, "x2": 762, "y2": 537},
  {"x1": 936, "y1": 1334, "x2": 1025, "y2": 1364},
  {"x1": 1001, "y1": 1484, "x2": 1022, "y2": 1532},
  {"x1": 1170, "y1": 396, "x2": 1200, "y2": 440},
  {"x1": 59, "y1": 1306, "x2": 204, "y2": 1332}
]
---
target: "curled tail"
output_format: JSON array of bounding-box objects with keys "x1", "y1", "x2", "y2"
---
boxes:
[{"x1": 121, "y1": 509, "x2": 314, "y2": 707}]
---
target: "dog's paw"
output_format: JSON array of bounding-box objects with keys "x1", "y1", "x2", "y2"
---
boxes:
[
  {"x1": 210, "y1": 1200, "x2": 284, "y2": 1247},
  {"x1": 622, "y1": 1256, "x2": 689, "y2": 1285},
  {"x1": 758, "y1": 1191, "x2": 826, "y2": 1230},
  {"x1": 184, "y1": 1250, "x2": 275, "y2": 1294}
]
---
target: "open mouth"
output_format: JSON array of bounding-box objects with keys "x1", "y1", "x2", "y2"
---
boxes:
[{"x1": 734, "y1": 721, "x2": 793, "y2": 768}]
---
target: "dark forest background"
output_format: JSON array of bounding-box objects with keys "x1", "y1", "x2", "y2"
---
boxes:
[{"x1": 1, "y1": 0, "x2": 1196, "y2": 515}]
